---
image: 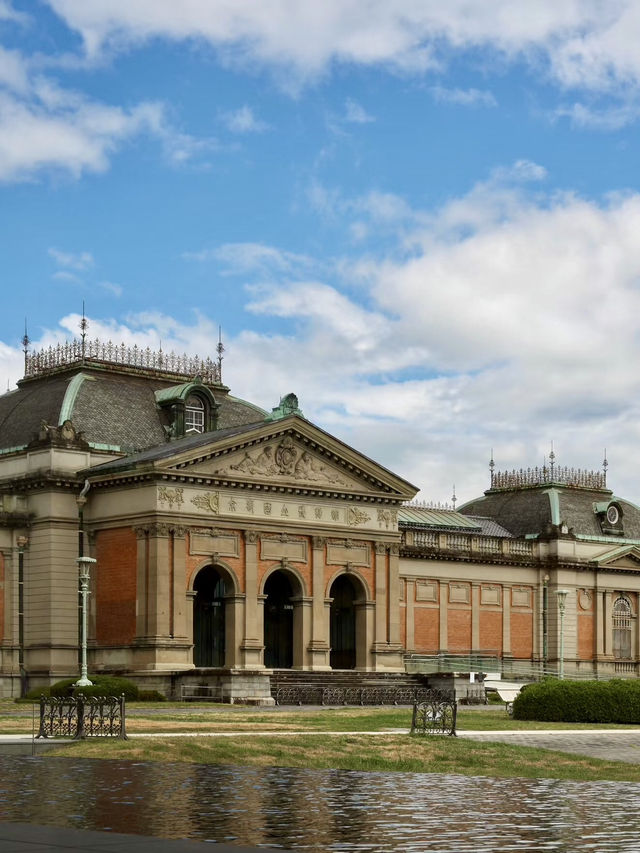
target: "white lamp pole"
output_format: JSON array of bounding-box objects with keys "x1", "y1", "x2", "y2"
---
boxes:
[
  {"x1": 556, "y1": 589, "x2": 569, "y2": 679},
  {"x1": 76, "y1": 556, "x2": 97, "y2": 688}
]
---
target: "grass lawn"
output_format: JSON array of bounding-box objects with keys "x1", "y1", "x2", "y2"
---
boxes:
[
  {"x1": 4, "y1": 700, "x2": 640, "y2": 782},
  {"x1": 41, "y1": 733, "x2": 640, "y2": 783}
]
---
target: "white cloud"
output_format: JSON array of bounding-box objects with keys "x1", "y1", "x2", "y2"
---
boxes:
[
  {"x1": 430, "y1": 86, "x2": 497, "y2": 108},
  {"x1": 99, "y1": 280, "x2": 123, "y2": 297},
  {"x1": 43, "y1": 1, "x2": 640, "y2": 96},
  {"x1": 221, "y1": 105, "x2": 268, "y2": 134},
  {"x1": 344, "y1": 98, "x2": 374, "y2": 123},
  {"x1": 184, "y1": 242, "x2": 314, "y2": 276},
  {"x1": 48, "y1": 247, "x2": 94, "y2": 270}
]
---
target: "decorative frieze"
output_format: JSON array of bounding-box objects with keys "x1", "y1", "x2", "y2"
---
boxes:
[
  {"x1": 190, "y1": 492, "x2": 220, "y2": 514},
  {"x1": 158, "y1": 486, "x2": 184, "y2": 508}
]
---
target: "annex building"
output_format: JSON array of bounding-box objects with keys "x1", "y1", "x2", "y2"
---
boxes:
[{"x1": 0, "y1": 337, "x2": 639, "y2": 699}]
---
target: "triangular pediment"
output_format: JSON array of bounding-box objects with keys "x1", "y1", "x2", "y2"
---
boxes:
[
  {"x1": 157, "y1": 416, "x2": 418, "y2": 500},
  {"x1": 594, "y1": 545, "x2": 640, "y2": 570}
]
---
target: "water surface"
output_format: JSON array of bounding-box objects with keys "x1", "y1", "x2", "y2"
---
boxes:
[{"x1": 1, "y1": 756, "x2": 639, "y2": 851}]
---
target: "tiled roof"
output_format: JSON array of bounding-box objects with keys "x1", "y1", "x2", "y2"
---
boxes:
[
  {"x1": 399, "y1": 506, "x2": 482, "y2": 531},
  {"x1": 0, "y1": 365, "x2": 267, "y2": 453}
]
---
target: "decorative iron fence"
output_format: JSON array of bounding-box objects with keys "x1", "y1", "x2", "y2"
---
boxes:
[
  {"x1": 410, "y1": 694, "x2": 457, "y2": 736},
  {"x1": 274, "y1": 684, "x2": 434, "y2": 706},
  {"x1": 25, "y1": 339, "x2": 221, "y2": 385},
  {"x1": 37, "y1": 694, "x2": 127, "y2": 740}
]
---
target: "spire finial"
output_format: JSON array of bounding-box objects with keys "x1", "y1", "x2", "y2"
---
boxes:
[
  {"x1": 216, "y1": 325, "x2": 224, "y2": 382},
  {"x1": 549, "y1": 441, "x2": 555, "y2": 479},
  {"x1": 21, "y1": 317, "x2": 30, "y2": 375},
  {"x1": 451, "y1": 484, "x2": 457, "y2": 510},
  {"x1": 603, "y1": 448, "x2": 608, "y2": 485},
  {"x1": 79, "y1": 301, "x2": 88, "y2": 362},
  {"x1": 489, "y1": 449, "x2": 495, "y2": 486}
]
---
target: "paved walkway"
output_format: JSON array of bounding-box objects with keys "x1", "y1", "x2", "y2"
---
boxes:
[{"x1": 458, "y1": 728, "x2": 640, "y2": 764}]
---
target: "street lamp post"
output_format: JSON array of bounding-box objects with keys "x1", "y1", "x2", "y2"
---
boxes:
[
  {"x1": 76, "y1": 556, "x2": 96, "y2": 688},
  {"x1": 556, "y1": 589, "x2": 569, "y2": 679}
]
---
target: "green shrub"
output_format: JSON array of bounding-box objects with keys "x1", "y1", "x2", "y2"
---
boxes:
[
  {"x1": 137, "y1": 690, "x2": 167, "y2": 702},
  {"x1": 513, "y1": 678, "x2": 640, "y2": 723},
  {"x1": 25, "y1": 675, "x2": 139, "y2": 702},
  {"x1": 74, "y1": 676, "x2": 139, "y2": 702}
]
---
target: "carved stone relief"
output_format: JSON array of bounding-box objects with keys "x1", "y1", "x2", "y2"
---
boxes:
[
  {"x1": 348, "y1": 507, "x2": 371, "y2": 527},
  {"x1": 261, "y1": 537, "x2": 308, "y2": 564},
  {"x1": 190, "y1": 492, "x2": 220, "y2": 514},
  {"x1": 578, "y1": 589, "x2": 593, "y2": 611},
  {"x1": 158, "y1": 486, "x2": 184, "y2": 508},
  {"x1": 512, "y1": 587, "x2": 532, "y2": 608},
  {"x1": 190, "y1": 530, "x2": 239, "y2": 558},
  {"x1": 212, "y1": 437, "x2": 355, "y2": 487},
  {"x1": 326, "y1": 542, "x2": 370, "y2": 567},
  {"x1": 481, "y1": 585, "x2": 501, "y2": 606}
]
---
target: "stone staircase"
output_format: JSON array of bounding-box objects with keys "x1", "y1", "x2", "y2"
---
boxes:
[{"x1": 269, "y1": 669, "x2": 431, "y2": 705}]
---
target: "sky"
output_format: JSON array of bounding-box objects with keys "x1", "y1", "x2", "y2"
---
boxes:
[{"x1": 2, "y1": 1, "x2": 640, "y2": 505}]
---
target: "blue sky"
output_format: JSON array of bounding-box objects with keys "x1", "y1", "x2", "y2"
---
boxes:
[{"x1": 2, "y1": 1, "x2": 640, "y2": 504}]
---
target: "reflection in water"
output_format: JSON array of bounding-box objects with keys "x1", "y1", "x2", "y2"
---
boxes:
[{"x1": 0, "y1": 756, "x2": 639, "y2": 851}]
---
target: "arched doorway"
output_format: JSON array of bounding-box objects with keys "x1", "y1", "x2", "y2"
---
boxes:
[
  {"x1": 193, "y1": 566, "x2": 226, "y2": 667},
  {"x1": 330, "y1": 574, "x2": 358, "y2": 669},
  {"x1": 264, "y1": 571, "x2": 295, "y2": 669}
]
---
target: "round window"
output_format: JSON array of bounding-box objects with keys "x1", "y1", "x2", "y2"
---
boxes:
[{"x1": 606, "y1": 505, "x2": 619, "y2": 525}]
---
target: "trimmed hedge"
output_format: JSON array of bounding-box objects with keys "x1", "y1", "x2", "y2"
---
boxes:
[
  {"x1": 25, "y1": 675, "x2": 139, "y2": 702},
  {"x1": 512, "y1": 678, "x2": 640, "y2": 723}
]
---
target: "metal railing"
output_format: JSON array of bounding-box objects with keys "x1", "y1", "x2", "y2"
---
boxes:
[
  {"x1": 274, "y1": 684, "x2": 434, "y2": 706},
  {"x1": 411, "y1": 693, "x2": 457, "y2": 736},
  {"x1": 37, "y1": 694, "x2": 127, "y2": 740}
]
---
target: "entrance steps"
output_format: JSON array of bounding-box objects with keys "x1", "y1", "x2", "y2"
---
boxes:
[{"x1": 269, "y1": 669, "x2": 430, "y2": 705}]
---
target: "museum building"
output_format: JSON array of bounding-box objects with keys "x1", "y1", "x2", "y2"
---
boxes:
[{"x1": 0, "y1": 336, "x2": 639, "y2": 699}]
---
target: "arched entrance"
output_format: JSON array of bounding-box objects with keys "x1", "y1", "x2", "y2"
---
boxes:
[
  {"x1": 193, "y1": 566, "x2": 226, "y2": 667},
  {"x1": 264, "y1": 571, "x2": 295, "y2": 669},
  {"x1": 329, "y1": 574, "x2": 358, "y2": 669}
]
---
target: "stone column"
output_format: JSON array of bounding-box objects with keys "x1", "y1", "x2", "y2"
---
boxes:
[
  {"x1": 171, "y1": 526, "x2": 188, "y2": 640},
  {"x1": 439, "y1": 582, "x2": 448, "y2": 652},
  {"x1": 604, "y1": 590, "x2": 613, "y2": 656},
  {"x1": 134, "y1": 526, "x2": 149, "y2": 639},
  {"x1": 225, "y1": 593, "x2": 245, "y2": 668},
  {"x1": 405, "y1": 580, "x2": 415, "y2": 653},
  {"x1": 147, "y1": 523, "x2": 170, "y2": 638},
  {"x1": 595, "y1": 586, "x2": 604, "y2": 657},
  {"x1": 374, "y1": 542, "x2": 388, "y2": 645},
  {"x1": 388, "y1": 544, "x2": 401, "y2": 646},
  {"x1": 241, "y1": 530, "x2": 263, "y2": 668},
  {"x1": 293, "y1": 596, "x2": 313, "y2": 669},
  {"x1": 185, "y1": 590, "x2": 196, "y2": 662},
  {"x1": 308, "y1": 536, "x2": 330, "y2": 669}
]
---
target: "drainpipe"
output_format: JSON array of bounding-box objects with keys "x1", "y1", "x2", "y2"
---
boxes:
[
  {"x1": 16, "y1": 534, "x2": 29, "y2": 698},
  {"x1": 542, "y1": 574, "x2": 549, "y2": 675}
]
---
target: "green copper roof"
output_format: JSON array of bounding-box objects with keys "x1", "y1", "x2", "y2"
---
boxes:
[{"x1": 399, "y1": 506, "x2": 482, "y2": 531}]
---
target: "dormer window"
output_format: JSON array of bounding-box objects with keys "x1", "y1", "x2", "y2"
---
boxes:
[{"x1": 185, "y1": 395, "x2": 205, "y2": 433}]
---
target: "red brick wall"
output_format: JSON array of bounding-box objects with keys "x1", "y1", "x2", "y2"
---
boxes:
[
  {"x1": 479, "y1": 611, "x2": 503, "y2": 654},
  {"x1": 448, "y1": 609, "x2": 471, "y2": 652},
  {"x1": 95, "y1": 528, "x2": 137, "y2": 645},
  {"x1": 414, "y1": 607, "x2": 438, "y2": 652},
  {"x1": 578, "y1": 612, "x2": 594, "y2": 659},
  {"x1": 510, "y1": 611, "x2": 533, "y2": 658}
]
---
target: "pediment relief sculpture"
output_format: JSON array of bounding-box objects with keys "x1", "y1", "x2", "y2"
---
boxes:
[{"x1": 207, "y1": 437, "x2": 358, "y2": 488}]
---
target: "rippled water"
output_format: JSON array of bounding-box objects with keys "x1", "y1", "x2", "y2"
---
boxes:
[{"x1": 1, "y1": 756, "x2": 640, "y2": 851}]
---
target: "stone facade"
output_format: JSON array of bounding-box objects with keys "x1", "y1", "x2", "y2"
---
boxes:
[{"x1": 0, "y1": 345, "x2": 639, "y2": 698}]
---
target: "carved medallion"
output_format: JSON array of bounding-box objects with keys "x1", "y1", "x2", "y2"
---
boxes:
[
  {"x1": 348, "y1": 507, "x2": 371, "y2": 527},
  {"x1": 191, "y1": 492, "x2": 220, "y2": 514}
]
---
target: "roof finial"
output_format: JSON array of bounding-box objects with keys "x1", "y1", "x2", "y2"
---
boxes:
[
  {"x1": 79, "y1": 301, "x2": 88, "y2": 362},
  {"x1": 549, "y1": 441, "x2": 555, "y2": 479},
  {"x1": 489, "y1": 449, "x2": 495, "y2": 486},
  {"x1": 603, "y1": 448, "x2": 608, "y2": 486},
  {"x1": 216, "y1": 325, "x2": 224, "y2": 382},
  {"x1": 21, "y1": 317, "x2": 30, "y2": 375},
  {"x1": 451, "y1": 484, "x2": 457, "y2": 510}
]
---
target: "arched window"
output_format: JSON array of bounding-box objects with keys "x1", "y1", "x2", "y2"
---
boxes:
[
  {"x1": 185, "y1": 395, "x2": 205, "y2": 433},
  {"x1": 613, "y1": 596, "x2": 632, "y2": 660}
]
